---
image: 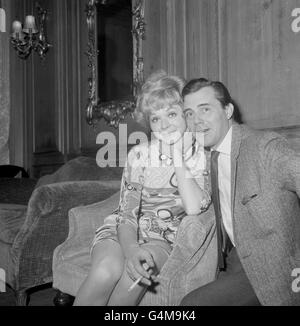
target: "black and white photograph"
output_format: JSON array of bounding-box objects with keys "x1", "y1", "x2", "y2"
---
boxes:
[{"x1": 0, "y1": 0, "x2": 299, "y2": 310}]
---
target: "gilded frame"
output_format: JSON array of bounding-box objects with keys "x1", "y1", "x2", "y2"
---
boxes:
[{"x1": 85, "y1": 0, "x2": 145, "y2": 128}]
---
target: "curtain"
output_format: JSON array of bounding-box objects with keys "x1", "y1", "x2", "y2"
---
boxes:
[{"x1": 0, "y1": 2, "x2": 9, "y2": 164}]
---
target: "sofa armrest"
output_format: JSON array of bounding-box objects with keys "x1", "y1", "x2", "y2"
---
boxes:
[
  {"x1": 68, "y1": 191, "x2": 120, "y2": 244},
  {"x1": 53, "y1": 191, "x2": 121, "y2": 269},
  {"x1": 11, "y1": 180, "x2": 120, "y2": 288}
]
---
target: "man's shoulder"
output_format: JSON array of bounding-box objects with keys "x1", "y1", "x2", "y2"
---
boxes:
[
  {"x1": 236, "y1": 124, "x2": 291, "y2": 162},
  {"x1": 238, "y1": 124, "x2": 287, "y2": 146}
]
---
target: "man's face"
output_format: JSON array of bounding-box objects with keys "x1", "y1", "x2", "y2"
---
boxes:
[{"x1": 183, "y1": 86, "x2": 233, "y2": 149}]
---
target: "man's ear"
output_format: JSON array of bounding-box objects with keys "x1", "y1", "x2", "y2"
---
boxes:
[{"x1": 225, "y1": 103, "x2": 234, "y2": 120}]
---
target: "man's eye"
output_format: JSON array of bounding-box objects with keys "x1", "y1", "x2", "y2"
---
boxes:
[
  {"x1": 185, "y1": 111, "x2": 194, "y2": 118},
  {"x1": 202, "y1": 107, "x2": 210, "y2": 113}
]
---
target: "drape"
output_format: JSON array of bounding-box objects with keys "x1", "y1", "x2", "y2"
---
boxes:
[{"x1": 0, "y1": 20, "x2": 9, "y2": 165}]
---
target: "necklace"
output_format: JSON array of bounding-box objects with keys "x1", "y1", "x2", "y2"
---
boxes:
[
  {"x1": 158, "y1": 141, "x2": 173, "y2": 166},
  {"x1": 158, "y1": 138, "x2": 197, "y2": 166},
  {"x1": 158, "y1": 152, "x2": 173, "y2": 166}
]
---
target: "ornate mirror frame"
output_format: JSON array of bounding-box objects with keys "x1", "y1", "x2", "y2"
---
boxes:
[{"x1": 85, "y1": 0, "x2": 145, "y2": 128}]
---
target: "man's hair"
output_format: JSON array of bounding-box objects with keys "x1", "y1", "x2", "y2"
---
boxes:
[
  {"x1": 134, "y1": 70, "x2": 186, "y2": 130},
  {"x1": 182, "y1": 78, "x2": 233, "y2": 109}
]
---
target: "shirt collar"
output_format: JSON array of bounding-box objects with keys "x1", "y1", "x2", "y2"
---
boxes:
[{"x1": 215, "y1": 126, "x2": 232, "y2": 155}]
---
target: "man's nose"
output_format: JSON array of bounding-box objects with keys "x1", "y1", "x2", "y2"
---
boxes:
[{"x1": 194, "y1": 111, "x2": 204, "y2": 124}]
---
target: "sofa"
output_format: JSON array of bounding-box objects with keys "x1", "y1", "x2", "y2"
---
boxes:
[
  {"x1": 52, "y1": 165, "x2": 218, "y2": 306},
  {"x1": 52, "y1": 129, "x2": 300, "y2": 306},
  {"x1": 0, "y1": 157, "x2": 123, "y2": 305},
  {"x1": 52, "y1": 197, "x2": 218, "y2": 306}
]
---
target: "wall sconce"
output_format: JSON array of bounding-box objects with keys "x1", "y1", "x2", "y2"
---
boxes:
[{"x1": 10, "y1": 3, "x2": 52, "y2": 60}]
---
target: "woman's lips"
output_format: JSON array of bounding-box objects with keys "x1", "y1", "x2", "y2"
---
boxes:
[
  {"x1": 155, "y1": 130, "x2": 183, "y2": 144},
  {"x1": 161, "y1": 130, "x2": 181, "y2": 137}
]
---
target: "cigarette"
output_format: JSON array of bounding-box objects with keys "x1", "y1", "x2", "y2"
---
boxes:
[{"x1": 128, "y1": 276, "x2": 143, "y2": 292}]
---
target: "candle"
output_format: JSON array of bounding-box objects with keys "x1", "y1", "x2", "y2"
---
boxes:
[
  {"x1": 24, "y1": 15, "x2": 37, "y2": 33},
  {"x1": 18, "y1": 31, "x2": 25, "y2": 41},
  {"x1": 12, "y1": 20, "x2": 22, "y2": 39},
  {"x1": 12, "y1": 20, "x2": 22, "y2": 33}
]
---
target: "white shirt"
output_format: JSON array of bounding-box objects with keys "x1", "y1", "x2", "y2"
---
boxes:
[{"x1": 214, "y1": 127, "x2": 235, "y2": 246}]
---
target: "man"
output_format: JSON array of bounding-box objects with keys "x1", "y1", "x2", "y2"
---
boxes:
[{"x1": 180, "y1": 78, "x2": 300, "y2": 306}]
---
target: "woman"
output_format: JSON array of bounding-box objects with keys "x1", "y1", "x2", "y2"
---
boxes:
[{"x1": 74, "y1": 70, "x2": 210, "y2": 306}]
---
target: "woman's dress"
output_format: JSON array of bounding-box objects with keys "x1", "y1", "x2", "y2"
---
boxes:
[{"x1": 92, "y1": 139, "x2": 211, "y2": 249}]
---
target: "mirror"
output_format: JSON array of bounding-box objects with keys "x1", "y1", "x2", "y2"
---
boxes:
[{"x1": 86, "y1": 0, "x2": 145, "y2": 128}]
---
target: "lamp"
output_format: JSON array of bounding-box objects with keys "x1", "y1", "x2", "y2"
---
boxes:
[{"x1": 10, "y1": 2, "x2": 52, "y2": 60}]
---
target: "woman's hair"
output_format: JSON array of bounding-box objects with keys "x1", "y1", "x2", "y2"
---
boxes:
[{"x1": 134, "y1": 70, "x2": 186, "y2": 129}]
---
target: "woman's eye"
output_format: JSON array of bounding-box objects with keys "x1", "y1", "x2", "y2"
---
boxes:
[
  {"x1": 168, "y1": 112, "x2": 177, "y2": 118},
  {"x1": 151, "y1": 117, "x2": 158, "y2": 123},
  {"x1": 202, "y1": 107, "x2": 210, "y2": 113}
]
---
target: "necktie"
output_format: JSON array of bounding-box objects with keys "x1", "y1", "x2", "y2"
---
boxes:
[{"x1": 210, "y1": 150, "x2": 229, "y2": 270}]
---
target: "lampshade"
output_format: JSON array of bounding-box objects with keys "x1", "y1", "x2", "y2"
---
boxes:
[{"x1": 23, "y1": 15, "x2": 38, "y2": 33}]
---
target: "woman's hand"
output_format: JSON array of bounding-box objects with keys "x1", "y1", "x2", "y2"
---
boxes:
[
  {"x1": 125, "y1": 245, "x2": 156, "y2": 286},
  {"x1": 172, "y1": 130, "x2": 194, "y2": 162}
]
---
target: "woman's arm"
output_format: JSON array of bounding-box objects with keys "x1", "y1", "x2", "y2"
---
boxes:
[
  {"x1": 118, "y1": 223, "x2": 154, "y2": 284},
  {"x1": 116, "y1": 146, "x2": 155, "y2": 283},
  {"x1": 116, "y1": 150, "x2": 142, "y2": 250},
  {"x1": 173, "y1": 143, "x2": 210, "y2": 215}
]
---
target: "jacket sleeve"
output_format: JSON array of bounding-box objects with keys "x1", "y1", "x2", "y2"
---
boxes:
[{"x1": 260, "y1": 133, "x2": 300, "y2": 198}]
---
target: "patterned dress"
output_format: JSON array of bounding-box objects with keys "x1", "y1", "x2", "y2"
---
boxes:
[{"x1": 92, "y1": 140, "x2": 211, "y2": 249}]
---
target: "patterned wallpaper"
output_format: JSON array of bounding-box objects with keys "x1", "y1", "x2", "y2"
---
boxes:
[{"x1": 0, "y1": 30, "x2": 9, "y2": 164}]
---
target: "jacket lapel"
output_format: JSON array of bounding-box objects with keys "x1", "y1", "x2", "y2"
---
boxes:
[{"x1": 231, "y1": 124, "x2": 242, "y2": 223}]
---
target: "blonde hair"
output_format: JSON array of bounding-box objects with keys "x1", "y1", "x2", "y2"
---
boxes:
[{"x1": 134, "y1": 70, "x2": 186, "y2": 130}]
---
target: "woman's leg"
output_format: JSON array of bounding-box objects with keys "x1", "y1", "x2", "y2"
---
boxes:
[
  {"x1": 107, "y1": 240, "x2": 172, "y2": 306},
  {"x1": 73, "y1": 239, "x2": 125, "y2": 306}
]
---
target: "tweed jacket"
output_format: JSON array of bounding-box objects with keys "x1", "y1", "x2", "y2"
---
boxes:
[
  {"x1": 140, "y1": 206, "x2": 218, "y2": 306},
  {"x1": 231, "y1": 123, "x2": 300, "y2": 305}
]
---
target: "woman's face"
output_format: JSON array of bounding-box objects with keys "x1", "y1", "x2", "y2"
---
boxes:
[{"x1": 149, "y1": 103, "x2": 187, "y2": 144}]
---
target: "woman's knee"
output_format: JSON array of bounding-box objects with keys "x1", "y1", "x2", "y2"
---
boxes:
[{"x1": 90, "y1": 256, "x2": 124, "y2": 285}]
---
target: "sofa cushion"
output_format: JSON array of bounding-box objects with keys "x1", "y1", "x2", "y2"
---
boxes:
[{"x1": 0, "y1": 204, "x2": 27, "y2": 244}]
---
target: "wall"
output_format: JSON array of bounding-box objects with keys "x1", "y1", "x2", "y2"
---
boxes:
[
  {"x1": 143, "y1": 0, "x2": 220, "y2": 83},
  {"x1": 143, "y1": 0, "x2": 300, "y2": 149},
  {"x1": 10, "y1": 0, "x2": 88, "y2": 177},
  {"x1": 8, "y1": 0, "x2": 300, "y2": 177},
  {"x1": 9, "y1": 0, "x2": 147, "y2": 177},
  {"x1": 219, "y1": 0, "x2": 300, "y2": 131}
]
